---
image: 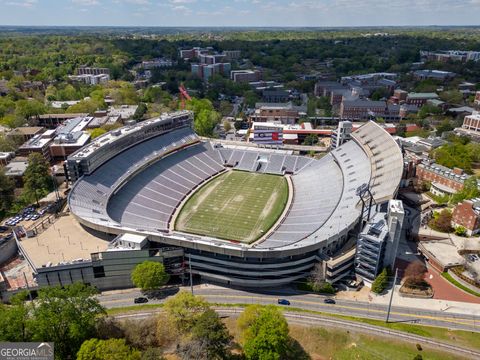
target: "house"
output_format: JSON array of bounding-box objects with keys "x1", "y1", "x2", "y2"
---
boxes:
[{"x1": 452, "y1": 199, "x2": 480, "y2": 236}]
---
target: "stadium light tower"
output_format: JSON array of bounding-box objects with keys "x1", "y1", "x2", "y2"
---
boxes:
[{"x1": 355, "y1": 183, "x2": 375, "y2": 235}]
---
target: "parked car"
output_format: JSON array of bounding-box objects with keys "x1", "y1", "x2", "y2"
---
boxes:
[
  {"x1": 134, "y1": 297, "x2": 148, "y2": 304},
  {"x1": 323, "y1": 298, "x2": 336, "y2": 304},
  {"x1": 0, "y1": 225, "x2": 9, "y2": 232},
  {"x1": 277, "y1": 299, "x2": 290, "y2": 306},
  {"x1": 31, "y1": 214, "x2": 40, "y2": 221}
]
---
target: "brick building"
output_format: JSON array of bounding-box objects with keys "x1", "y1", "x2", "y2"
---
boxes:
[
  {"x1": 405, "y1": 92, "x2": 439, "y2": 106},
  {"x1": 230, "y1": 70, "x2": 261, "y2": 83},
  {"x1": 462, "y1": 112, "x2": 480, "y2": 134},
  {"x1": 475, "y1": 91, "x2": 480, "y2": 107},
  {"x1": 416, "y1": 162, "x2": 468, "y2": 195},
  {"x1": 452, "y1": 199, "x2": 480, "y2": 236},
  {"x1": 249, "y1": 102, "x2": 306, "y2": 125}
]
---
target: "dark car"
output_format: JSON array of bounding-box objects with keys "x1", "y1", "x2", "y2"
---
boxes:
[
  {"x1": 277, "y1": 299, "x2": 290, "y2": 306},
  {"x1": 134, "y1": 297, "x2": 148, "y2": 304},
  {"x1": 0, "y1": 226, "x2": 9, "y2": 233},
  {"x1": 323, "y1": 298, "x2": 336, "y2": 304}
]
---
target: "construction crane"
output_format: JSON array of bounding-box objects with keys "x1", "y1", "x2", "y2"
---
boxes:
[{"x1": 178, "y1": 84, "x2": 192, "y2": 110}]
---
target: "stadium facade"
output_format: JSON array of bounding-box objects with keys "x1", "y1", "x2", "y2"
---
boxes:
[{"x1": 57, "y1": 110, "x2": 404, "y2": 288}]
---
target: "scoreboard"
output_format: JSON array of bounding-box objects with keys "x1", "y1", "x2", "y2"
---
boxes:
[{"x1": 252, "y1": 124, "x2": 283, "y2": 145}]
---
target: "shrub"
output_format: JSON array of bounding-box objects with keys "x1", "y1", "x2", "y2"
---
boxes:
[
  {"x1": 428, "y1": 209, "x2": 453, "y2": 233},
  {"x1": 371, "y1": 268, "x2": 389, "y2": 294},
  {"x1": 454, "y1": 226, "x2": 467, "y2": 237}
]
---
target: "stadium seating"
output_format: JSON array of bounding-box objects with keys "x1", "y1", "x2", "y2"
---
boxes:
[{"x1": 107, "y1": 142, "x2": 224, "y2": 231}]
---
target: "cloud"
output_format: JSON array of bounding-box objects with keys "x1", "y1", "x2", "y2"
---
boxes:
[
  {"x1": 5, "y1": 0, "x2": 37, "y2": 7},
  {"x1": 71, "y1": 0, "x2": 99, "y2": 5}
]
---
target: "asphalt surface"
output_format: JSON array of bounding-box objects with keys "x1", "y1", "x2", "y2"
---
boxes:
[{"x1": 98, "y1": 286, "x2": 480, "y2": 332}]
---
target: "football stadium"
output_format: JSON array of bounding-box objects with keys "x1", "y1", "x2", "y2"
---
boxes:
[{"x1": 64, "y1": 110, "x2": 404, "y2": 287}]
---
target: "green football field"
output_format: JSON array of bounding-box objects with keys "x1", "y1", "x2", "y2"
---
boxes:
[{"x1": 175, "y1": 170, "x2": 289, "y2": 243}]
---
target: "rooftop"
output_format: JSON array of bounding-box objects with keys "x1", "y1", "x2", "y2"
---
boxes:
[
  {"x1": 407, "y1": 92, "x2": 439, "y2": 99},
  {"x1": 9, "y1": 126, "x2": 44, "y2": 136},
  {"x1": 19, "y1": 214, "x2": 110, "y2": 269},
  {"x1": 5, "y1": 161, "x2": 28, "y2": 176},
  {"x1": 69, "y1": 110, "x2": 191, "y2": 160}
]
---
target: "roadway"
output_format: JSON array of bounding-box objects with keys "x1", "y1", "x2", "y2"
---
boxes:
[{"x1": 98, "y1": 286, "x2": 480, "y2": 333}]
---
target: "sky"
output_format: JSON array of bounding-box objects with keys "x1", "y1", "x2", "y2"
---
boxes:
[{"x1": 0, "y1": 0, "x2": 480, "y2": 27}]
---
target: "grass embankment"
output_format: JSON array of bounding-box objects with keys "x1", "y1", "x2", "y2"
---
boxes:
[
  {"x1": 108, "y1": 302, "x2": 480, "y2": 352},
  {"x1": 441, "y1": 272, "x2": 480, "y2": 298},
  {"x1": 223, "y1": 317, "x2": 467, "y2": 360}
]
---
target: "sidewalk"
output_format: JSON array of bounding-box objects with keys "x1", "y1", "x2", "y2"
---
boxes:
[{"x1": 368, "y1": 286, "x2": 480, "y2": 315}]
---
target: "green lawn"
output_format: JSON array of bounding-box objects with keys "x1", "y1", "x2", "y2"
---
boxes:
[{"x1": 175, "y1": 170, "x2": 288, "y2": 243}]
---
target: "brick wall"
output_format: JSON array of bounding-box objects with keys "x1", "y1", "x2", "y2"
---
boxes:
[{"x1": 416, "y1": 167, "x2": 464, "y2": 192}]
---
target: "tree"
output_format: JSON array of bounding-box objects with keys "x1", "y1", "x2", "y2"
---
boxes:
[
  {"x1": 239, "y1": 305, "x2": 290, "y2": 360},
  {"x1": 23, "y1": 153, "x2": 52, "y2": 205},
  {"x1": 133, "y1": 103, "x2": 147, "y2": 120},
  {"x1": 0, "y1": 291, "x2": 31, "y2": 342},
  {"x1": 89, "y1": 128, "x2": 107, "y2": 139},
  {"x1": 122, "y1": 318, "x2": 159, "y2": 350},
  {"x1": 451, "y1": 176, "x2": 480, "y2": 205},
  {"x1": 0, "y1": 168, "x2": 15, "y2": 217},
  {"x1": 403, "y1": 261, "x2": 427, "y2": 288},
  {"x1": 303, "y1": 134, "x2": 319, "y2": 146},
  {"x1": 223, "y1": 120, "x2": 232, "y2": 132},
  {"x1": 371, "y1": 267, "x2": 388, "y2": 294},
  {"x1": 77, "y1": 338, "x2": 141, "y2": 360},
  {"x1": 439, "y1": 90, "x2": 463, "y2": 104},
  {"x1": 14, "y1": 99, "x2": 45, "y2": 122},
  {"x1": 31, "y1": 283, "x2": 105, "y2": 360},
  {"x1": 131, "y1": 261, "x2": 169, "y2": 291},
  {"x1": 429, "y1": 209, "x2": 453, "y2": 233},
  {"x1": 186, "y1": 98, "x2": 221, "y2": 137},
  {"x1": 190, "y1": 308, "x2": 232, "y2": 359},
  {"x1": 163, "y1": 291, "x2": 209, "y2": 332}
]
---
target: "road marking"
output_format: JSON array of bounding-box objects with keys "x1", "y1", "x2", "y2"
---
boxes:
[{"x1": 198, "y1": 294, "x2": 478, "y2": 327}]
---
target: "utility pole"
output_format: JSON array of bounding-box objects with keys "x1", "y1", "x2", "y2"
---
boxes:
[
  {"x1": 386, "y1": 268, "x2": 398, "y2": 323},
  {"x1": 188, "y1": 253, "x2": 193, "y2": 295}
]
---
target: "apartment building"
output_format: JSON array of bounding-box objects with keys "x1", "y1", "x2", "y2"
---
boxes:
[
  {"x1": 230, "y1": 69, "x2": 262, "y2": 83},
  {"x1": 191, "y1": 63, "x2": 231, "y2": 82},
  {"x1": 77, "y1": 67, "x2": 110, "y2": 76}
]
